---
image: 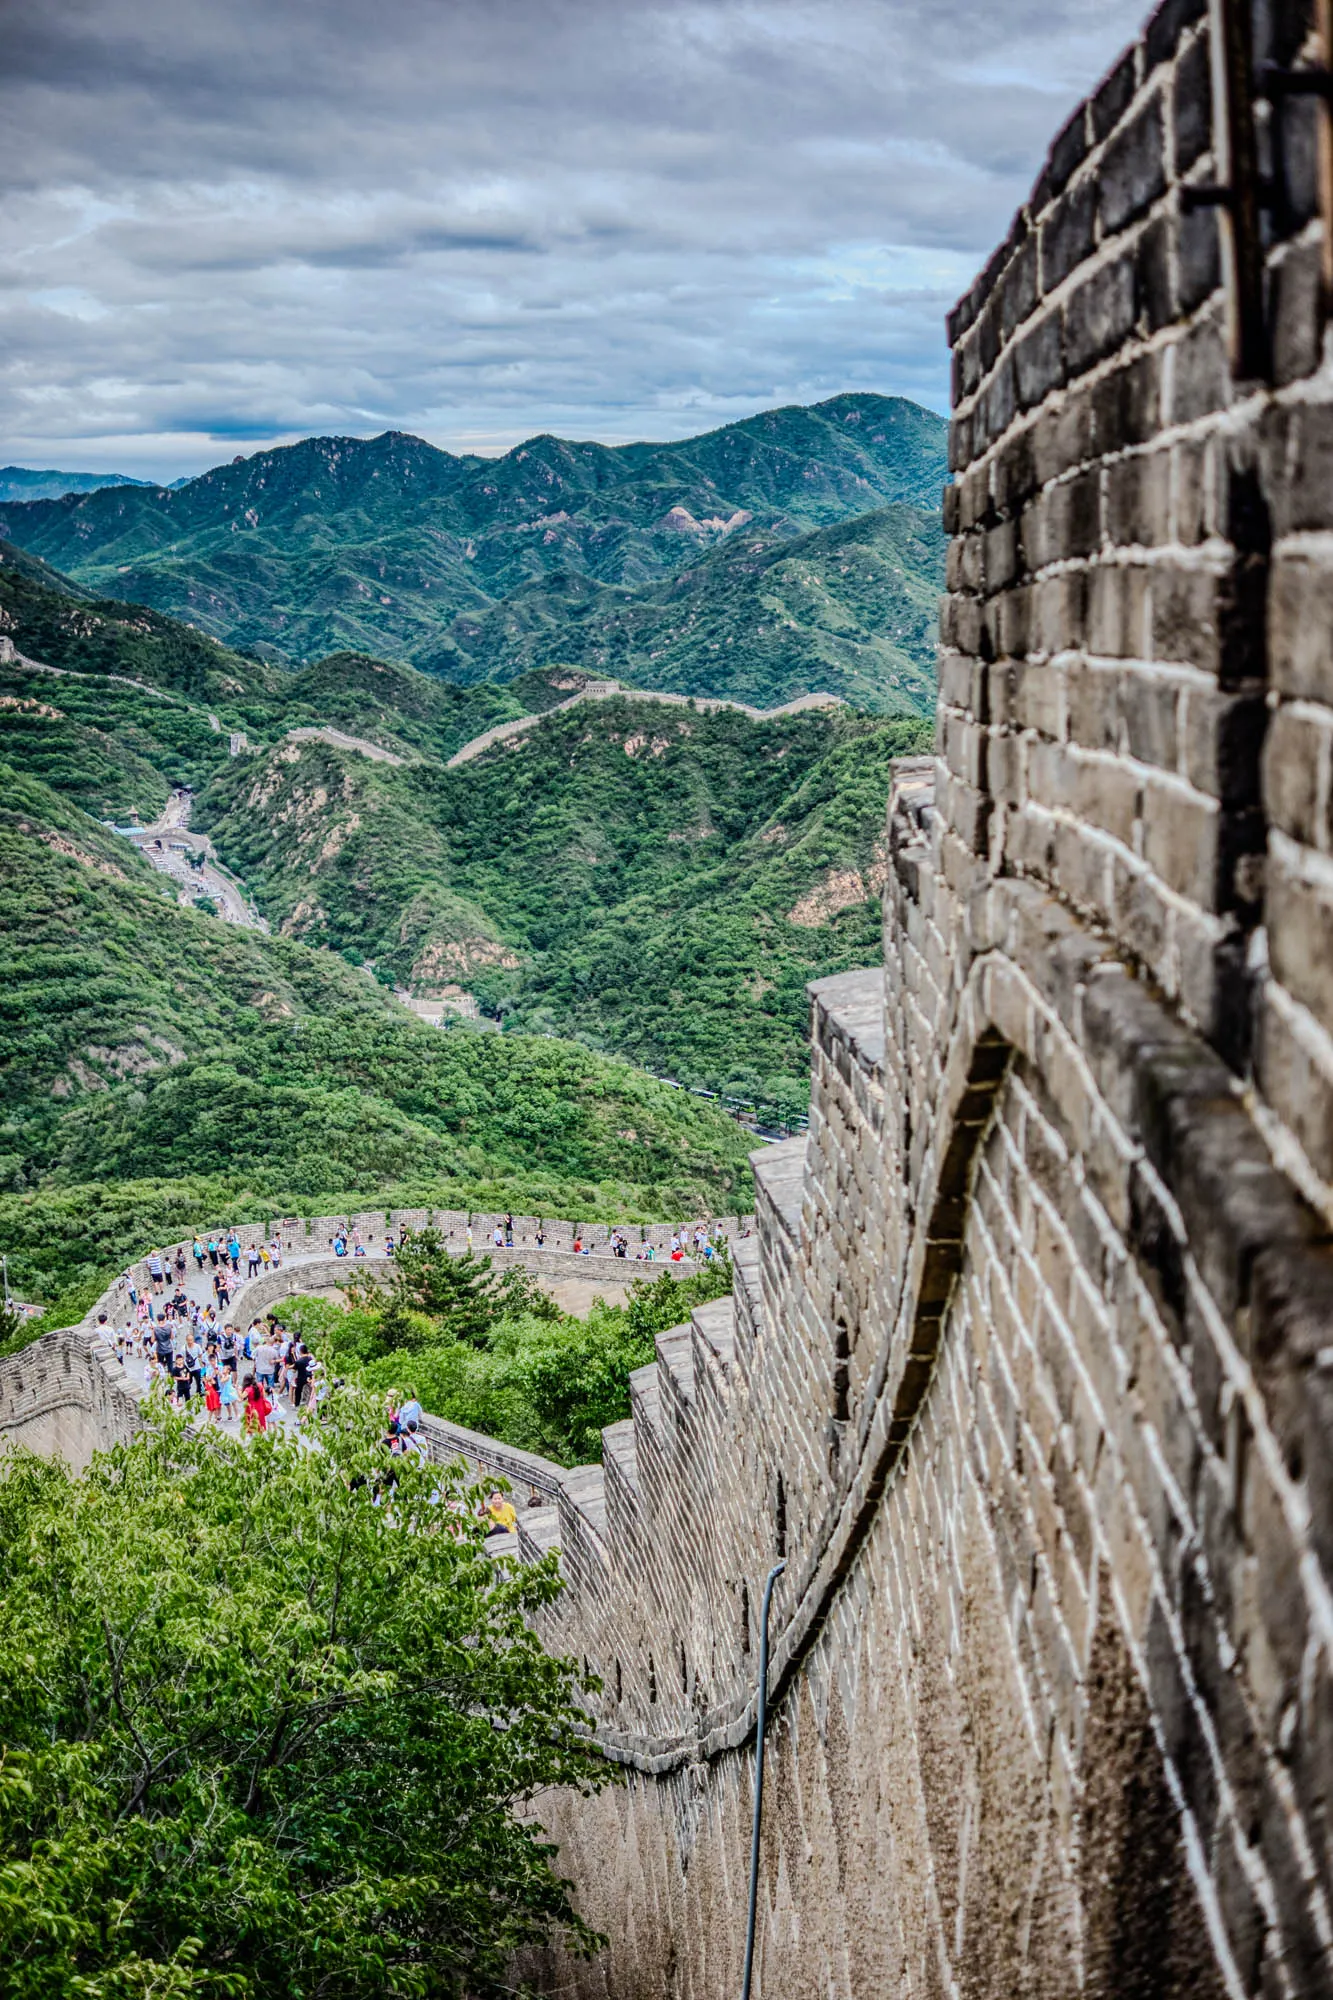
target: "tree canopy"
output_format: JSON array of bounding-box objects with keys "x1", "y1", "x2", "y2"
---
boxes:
[{"x1": 0, "y1": 1400, "x2": 606, "y2": 1997}]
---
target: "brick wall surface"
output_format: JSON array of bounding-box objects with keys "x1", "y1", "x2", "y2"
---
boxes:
[
  {"x1": 515, "y1": 0, "x2": 1333, "y2": 1989},
  {"x1": 7, "y1": 3, "x2": 1333, "y2": 1989}
]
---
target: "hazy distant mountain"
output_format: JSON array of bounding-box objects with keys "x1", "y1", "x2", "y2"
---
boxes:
[
  {"x1": 0, "y1": 466, "x2": 166, "y2": 505},
  {"x1": 0, "y1": 395, "x2": 947, "y2": 705}
]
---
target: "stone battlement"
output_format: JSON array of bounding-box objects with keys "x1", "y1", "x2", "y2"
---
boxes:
[{"x1": 76, "y1": 1205, "x2": 740, "y2": 1335}]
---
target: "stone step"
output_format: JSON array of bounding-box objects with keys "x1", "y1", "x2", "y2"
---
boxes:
[
  {"x1": 560, "y1": 1463, "x2": 609, "y2": 1544},
  {"x1": 656, "y1": 1324, "x2": 696, "y2": 1409},
  {"x1": 809, "y1": 966, "x2": 886, "y2": 1073},
  {"x1": 691, "y1": 1295, "x2": 735, "y2": 1372},
  {"x1": 630, "y1": 1360, "x2": 663, "y2": 1440},
  {"x1": 732, "y1": 1234, "x2": 765, "y2": 1345},
  {"x1": 517, "y1": 1503, "x2": 562, "y2": 1563}
]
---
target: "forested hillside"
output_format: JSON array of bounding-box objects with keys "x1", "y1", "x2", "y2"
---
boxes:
[
  {"x1": 0, "y1": 542, "x2": 532, "y2": 816},
  {"x1": 0, "y1": 765, "x2": 754, "y2": 1310},
  {"x1": 0, "y1": 395, "x2": 946, "y2": 712},
  {"x1": 197, "y1": 699, "x2": 928, "y2": 1116},
  {"x1": 421, "y1": 504, "x2": 943, "y2": 712},
  {"x1": 1, "y1": 544, "x2": 932, "y2": 1128},
  {"x1": 0, "y1": 393, "x2": 945, "y2": 1317}
]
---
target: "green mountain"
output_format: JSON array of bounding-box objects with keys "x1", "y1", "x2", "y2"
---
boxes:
[
  {"x1": 0, "y1": 763, "x2": 754, "y2": 1308},
  {"x1": 196, "y1": 695, "x2": 927, "y2": 1116},
  {"x1": 423, "y1": 504, "x2": 943, "y2": 713},
  {"x1": 0, "y1": 468, "x2": 160, "y2": 505},
  {"x1": 0, "y1": 395, "x2": 946, "y2": 709},
  {"x1": 0, "y1": 524, "x2": 938, "y2": 1318},
  {"x1": 1, "y1": 547, "x2": 930, "y2": 1116},
  {"x1": 0, "y1": 542, "x2": 535, "y2": 818}
]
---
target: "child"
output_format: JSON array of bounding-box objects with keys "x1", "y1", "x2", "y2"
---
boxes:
[
  {"x1": 204, "y1": 1370, "x2": 222, "y2": 1423},
  {"x1": 219, "y1": 1372, "x2": 239, "y2": 1422}
]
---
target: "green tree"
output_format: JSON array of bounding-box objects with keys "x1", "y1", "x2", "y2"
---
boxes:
[
  {"x1": 298, "y1": 1257, "x2": 736, "y2": 1468},
  {"x1": 0, "y1": 1399, "x2": 606, "y2": 1998},
  {"x1": 384, "y1": 1232, "x2": 555, "y2": 1348}
]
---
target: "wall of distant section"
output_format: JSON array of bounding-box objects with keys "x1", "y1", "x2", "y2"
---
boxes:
[{"x1": 0, "y1": 1329, "x2": 143, "y2": 1471}]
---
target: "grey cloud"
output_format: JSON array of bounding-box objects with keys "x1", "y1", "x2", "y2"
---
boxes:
[{"x1": 0, "y1": 0, "x2": 1149, "y2": 479}]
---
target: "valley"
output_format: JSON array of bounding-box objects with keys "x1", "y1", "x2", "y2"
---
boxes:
[{"x1": 0, "y1": 392, "x2": 943, "y2": 1323}]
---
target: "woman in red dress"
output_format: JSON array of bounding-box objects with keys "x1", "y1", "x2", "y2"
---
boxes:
[{"x1": 242, "y1": 1373, "x2": 271, "y2": 1434}]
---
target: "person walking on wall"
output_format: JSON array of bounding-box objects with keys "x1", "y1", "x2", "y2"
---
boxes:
[{"x1": 243, "y1": 1373, "x2": 271, "y2": 1433}]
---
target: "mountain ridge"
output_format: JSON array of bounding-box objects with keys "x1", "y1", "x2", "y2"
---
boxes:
[
  {"x1": 0, "y1": 467, "x2": 167, "y2": 505},
  {"x1": 0, "y1": 395, "x2": 947, "y2": 704}
]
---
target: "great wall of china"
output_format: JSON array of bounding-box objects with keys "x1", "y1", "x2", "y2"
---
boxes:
[{"x1": 6, "y1": 0, "x2": 1333, "y2": 1990}]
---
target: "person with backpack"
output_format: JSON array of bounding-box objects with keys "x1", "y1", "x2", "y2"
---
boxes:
[{"x1": 253, "y1": 1334, "x2": 278, "y2": 1401}]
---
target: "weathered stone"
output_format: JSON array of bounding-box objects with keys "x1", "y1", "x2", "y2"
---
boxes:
[{"x1": 1099, "y1": 93, "x2": 1167, "y2": 234}]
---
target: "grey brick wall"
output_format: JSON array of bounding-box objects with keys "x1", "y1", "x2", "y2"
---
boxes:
[{"x1": 518, "y1": 0, "x2": 1333, "y2": 1989}]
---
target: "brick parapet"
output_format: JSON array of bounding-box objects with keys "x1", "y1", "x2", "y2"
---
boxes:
[
  {"x1": 0, "y1": 1327, "x2": 144, "y2": 1470},
  {"x1": 939, "y1": 0, "x2": 1333, "y2": 1226},
  {"x1": 76, "y1": 1209, "x2": 731, "y2": 1340}
]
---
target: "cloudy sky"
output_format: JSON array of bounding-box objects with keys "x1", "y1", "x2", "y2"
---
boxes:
[{"x1": 3, "y1": 0, "x2": 1148, "y2": 480}]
